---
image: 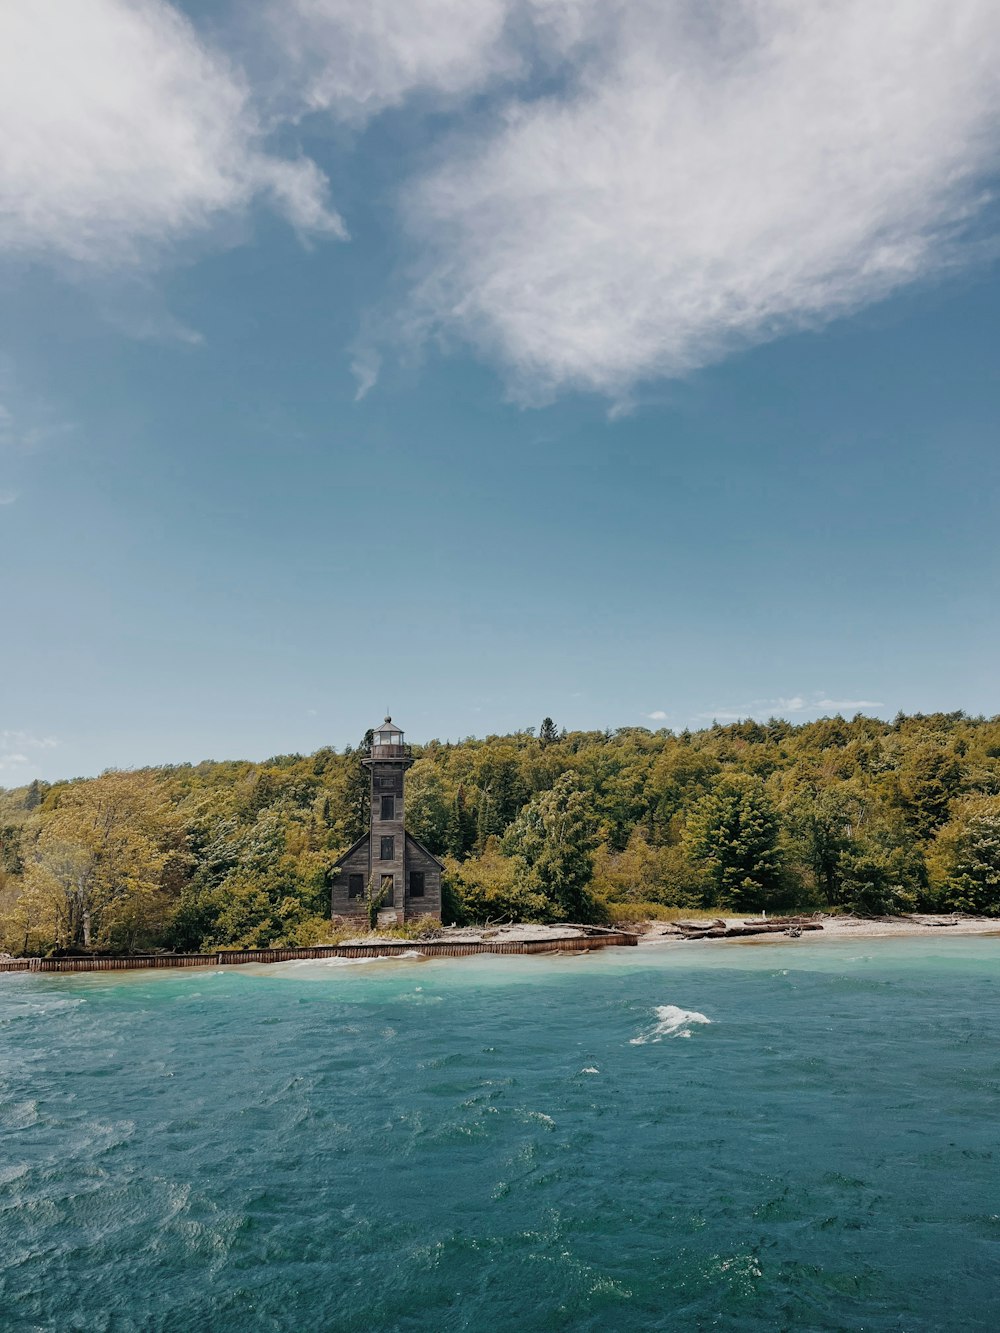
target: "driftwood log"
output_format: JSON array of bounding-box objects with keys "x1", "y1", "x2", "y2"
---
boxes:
[{"x1": 669, "y1": 919, "x2": 824, "y2": 940}]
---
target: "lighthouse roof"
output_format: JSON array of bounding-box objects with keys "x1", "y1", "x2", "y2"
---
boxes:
[{"x1": 373, "y1": 716, "x2": 404, "y2": 742}]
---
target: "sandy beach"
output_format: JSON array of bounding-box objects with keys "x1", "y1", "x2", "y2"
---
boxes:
[
  {"x1": 345, "y1": 916, "x2": 1000, "y2": 949},
  {"x1": 638, "y1": 914, "x2": 1000, "y2": 943}
]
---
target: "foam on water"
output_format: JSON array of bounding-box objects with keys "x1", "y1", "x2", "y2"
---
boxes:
[
  {"x1": 280, "y1": 949, "x2": 425, "y2": 971},
  {"x1": 630, "y1": 1003, "x2": 712, "y2": 1043}
]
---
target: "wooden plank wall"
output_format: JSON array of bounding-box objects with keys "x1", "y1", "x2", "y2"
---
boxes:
[{"x1": 0, "y1": 931, "x2": 638, "y2": 974}]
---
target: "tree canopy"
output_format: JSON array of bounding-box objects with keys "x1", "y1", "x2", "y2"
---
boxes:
[{"x1": 3, "y1": 709, "x2": 1000, "y2": 954}]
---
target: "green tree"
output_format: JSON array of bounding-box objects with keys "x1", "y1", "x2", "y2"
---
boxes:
[
  {"x1": 405, "y1": 767, "x2": 450, "y2": 855},
  {"x1": 341, "y1": 731, "x2": 374, "y2": 844},
  {"x1": 23, "y1": 779, "x2": 45, "y2": 812},
  {"x1": 783, "y1": 783, "x2": 861, "y2": 905},
  {"x1": 683, "y1": 774, "x2": 783, "y2": 911},
  {"x1": 502, "y1": 773, "x2": 598, "y2": 920},
  {"x1": 444, "y1": 785, "x2": 476, "y2": 859},
  {"x1": 591, "y1": 827, "x2": 694, "y2": 905},
  {"x1": 928, "y1": 797, "x2": 1000, "y2": 915},
  {"x1": 837, "y1": 841, "x2": 923, "y2": 915},
  {"x1": 539, "y1": 717, "x2": 559, "y2": 747},
  {"x1": 443, "y1": 839, "x2": 550, "y2": 923},
  {"x1": 0, "y1": 824, "x2": 24, "y2": 875},
  {"x1": 894, "y1": 743, "x2": 962, "y2": 838}
]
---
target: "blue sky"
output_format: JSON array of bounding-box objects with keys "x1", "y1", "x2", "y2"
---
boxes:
[{"x1": 2, "y1": 0, "x2": 999, "y2": 782}]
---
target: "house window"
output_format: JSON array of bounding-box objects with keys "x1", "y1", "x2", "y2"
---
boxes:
[
  {"x1": 348, "y1": 873, "x2": 364, "y2": 899},
  {"x1": 380, "y1": 835, "x2": 395, "y2": 860},
  {"x1": 380, "y1": 795, "x2": 395, "y2": 820},
  {"x1": 409, "y1": 871, "x2": 425, "y2": 898},
  {"x1": 380, "y1": 874, "x2": 394, "y2": 906}
]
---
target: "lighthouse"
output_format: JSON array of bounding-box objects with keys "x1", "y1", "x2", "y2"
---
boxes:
[{"x1": 331, "y1": 716, "x2": 443, "y2": 924}]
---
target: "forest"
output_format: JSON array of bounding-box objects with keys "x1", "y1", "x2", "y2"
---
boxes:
[{"x1": 2, "y1": 711, "x2": 1000, "y2": 955}]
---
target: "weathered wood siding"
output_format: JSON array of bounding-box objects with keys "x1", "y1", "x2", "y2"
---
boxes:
[
  {"x1": 330, "y1": 836, "x2": 371, "y2": 917},
  {"x1": 368, "y1": 761, "x2": 407, "y2": 912},
  {"x1": 404, "y1": 833, "x2": 442, "y2": 920}
]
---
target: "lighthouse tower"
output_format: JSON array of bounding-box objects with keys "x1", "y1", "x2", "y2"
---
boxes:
[
  {"x1": 362, "y1": 716, "x2": 410, "y2": 910},
  {"x1": 331, "y1": 716, "x2": 443, "y2": 924}
]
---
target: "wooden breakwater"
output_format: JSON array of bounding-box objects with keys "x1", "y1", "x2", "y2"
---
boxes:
[{"x1": 0, "y1": 929, "x2": 638, "y2": 975}]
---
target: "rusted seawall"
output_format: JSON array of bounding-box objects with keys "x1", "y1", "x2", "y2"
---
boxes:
[{"x1": 0, "y1": 930, "x2": 638, "y2": 975}]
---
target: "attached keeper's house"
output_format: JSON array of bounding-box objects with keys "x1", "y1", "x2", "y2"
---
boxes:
[{"x1": 331, "y1": 716, "x2": 443, "y2": 924}]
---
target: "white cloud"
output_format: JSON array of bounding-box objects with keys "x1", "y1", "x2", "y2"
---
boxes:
[
  {"x1": 1, "y1": 731, "x2": 57, "y2": 750},
  {"x1": 404, "y1": 0, "x2": 1000, "y2": 397},
  {"x1": 275, "y1": 0, "x2": 515, "y2": 117},
  {"x1": 350, "y1": 348, "x2": 382, "y2": 401},
  {"x1": 697, "y1": 692, "x2": 884, "y2": 723},
  {"x1": 4, "y1": 0, "x2": 1000, "y2": 399},
  {"x1": 0, "y1": 731, "x2": 57, "y2": 779},
  {"x1": 273, "y1": 0, "x2": 605, "y2": 118},
  {"x1": 0, "y1": 0, "x2": 342, "y2": 267},
  {"x1": 645, "y1": 709, "x2": 669, "y2": 722}
]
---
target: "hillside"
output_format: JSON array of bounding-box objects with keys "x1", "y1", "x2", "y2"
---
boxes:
[{"x1": 2, "y1": 711, "x2": 999, "y2": 955}]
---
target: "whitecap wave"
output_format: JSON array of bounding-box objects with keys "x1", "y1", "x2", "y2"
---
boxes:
[
  {"x1": 630, "y1": 1004, "x2": 712, "y2": 1044},
  {"x1": 285, "y1": 950, "x2": 425, "y2": 969},
  {"x1": 2, "y1": 1099, "x2": 41, "y2": 1129}
]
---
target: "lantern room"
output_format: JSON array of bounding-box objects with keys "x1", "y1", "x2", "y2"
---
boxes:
[{"x1": 371, "y1": 716, "x2": 406, "y2": 757}]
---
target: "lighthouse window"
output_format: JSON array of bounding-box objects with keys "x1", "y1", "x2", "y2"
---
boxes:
[
  {"x1": 380, "y1": 795, "x2": 395, "y2": 820},
  {"x1": 380, "y1": 836, "x2": 395, "y2": 860}
]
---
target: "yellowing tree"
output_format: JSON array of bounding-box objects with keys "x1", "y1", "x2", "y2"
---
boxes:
[{"x1": 25, "y1": 771, "x2": 174, "y2": 951}]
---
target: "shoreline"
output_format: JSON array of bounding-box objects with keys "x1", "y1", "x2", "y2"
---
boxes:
[
  {"x1": 637, "y1": 913, "x2": 1000, "y2": 944},
  {"x1": 2, "y1": 917, "x2": 997, "y2": 978},
  {"x1": 0, "y1": 925, "x2": 636, "y2": 975}
]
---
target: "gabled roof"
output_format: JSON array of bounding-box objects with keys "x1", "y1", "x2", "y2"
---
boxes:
[
  {"x1": 405, "y1": 830, "x2": 445, "y2": 869},
  {"x1": 332, "y1": 833, "x2": 370, "y2": 868},
  {"x1": 332, "y1": 830, "x2": 444, "y2": 871}
]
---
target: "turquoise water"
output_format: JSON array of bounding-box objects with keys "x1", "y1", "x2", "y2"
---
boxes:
[{"x1": 2, "y1": 938, "x2": 1000, "y2": 1332}]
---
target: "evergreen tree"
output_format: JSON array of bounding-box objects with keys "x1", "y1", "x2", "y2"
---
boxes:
[
  {"x1": 0, "y1": 824, "x2": 24, "y2": 875},
  {"x1": 444, "y1": 785, "x2": 476, "y2": 858},
  {"x1": 539, "y1": 717, "x2": 559, "y2": 747},
  {"x1": 683, "y1": 774, "x2": 783, "y2": 911},
  {"x1": 475, "y1": 790, "x2": 494, "y2": 852},
  {"x1": 342, "y1": 732, "x2": 373, "y2": 843},
  {"x1": 837, "y1": 839, "x2": 923, "y2": 915}
]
